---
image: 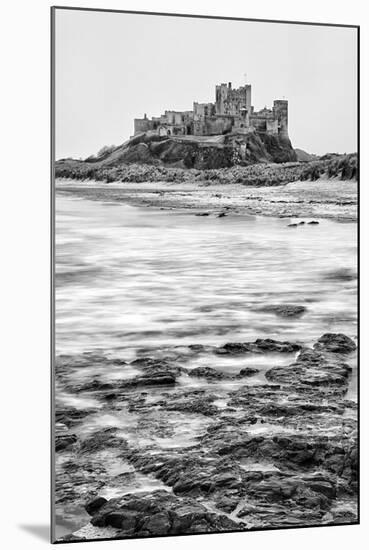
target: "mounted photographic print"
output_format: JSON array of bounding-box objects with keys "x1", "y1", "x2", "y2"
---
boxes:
[{"x1": 51, "y1": 7, "x2": 359, "y2": 543}]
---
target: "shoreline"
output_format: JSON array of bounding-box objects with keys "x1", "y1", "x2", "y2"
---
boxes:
[{"x1": 55, "y1": 178, "x2": 357, "y2": 223}]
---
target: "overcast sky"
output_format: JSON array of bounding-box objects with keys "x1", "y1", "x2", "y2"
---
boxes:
[{"x1": 55, "y1": 9, "x2": 358, "y2": 159}]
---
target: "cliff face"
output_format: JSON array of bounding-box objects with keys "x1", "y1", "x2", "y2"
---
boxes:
[{"x1": 80, "y1": 131, "x2": 297, "y2": 170}]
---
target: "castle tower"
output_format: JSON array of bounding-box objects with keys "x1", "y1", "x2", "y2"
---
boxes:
[
  {"x1": 215, "y1": 82, "x2": 252, "y2": 123},
  {"x1": 273, "y1": 100, "x2": 289, "y2": 139},
  {"x1": 242, "y1": 84, "x2": 252, "y2": 126},
  {"x1": 215, "y1": 83, "x2": 230, "y2": 115}
]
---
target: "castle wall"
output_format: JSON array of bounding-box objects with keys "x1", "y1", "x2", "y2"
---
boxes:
[
  {"x1": 193, "y1": 102, "x2": 215, "y2": 118},
  {"x1": 134, "y1": 117, "x2": 154, "y2": 134},
  {"x1": 194, "y1": 116, "x2": 234, "y2": 136}
]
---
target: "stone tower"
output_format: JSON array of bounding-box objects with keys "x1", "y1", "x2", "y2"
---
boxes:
[
  {"x1": 273, "y1": 100, "x2": 289, "y2": 139},
  {"x1": 215, "y1": 82, "x2": 252, "y2": 122}
]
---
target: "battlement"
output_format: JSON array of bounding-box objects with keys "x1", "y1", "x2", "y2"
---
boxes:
[{"x1": 133, "y1": 81, "x2": 289, "y2": 139}]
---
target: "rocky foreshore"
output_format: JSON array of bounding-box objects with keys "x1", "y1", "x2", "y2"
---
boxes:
[{"x1": 55, "y1": 332, "x2": 358, "y2": 541}]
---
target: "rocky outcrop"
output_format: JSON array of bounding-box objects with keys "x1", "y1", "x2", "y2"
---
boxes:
[
  {"x1": 55, "y1": 332, "x2": 358, "y2": 540},
  {"x1": 314, "y1": 333, "x2": 357, "y2": 354},
  {"x1": 94, "y1": 132, "x2": 297, "y2": 169},
  {"x1": 88, "y1": 490, "x2": 243, "y2": 537},
  {"x1": 216, "y1": 338, "x2": 301, "y2": 355}
]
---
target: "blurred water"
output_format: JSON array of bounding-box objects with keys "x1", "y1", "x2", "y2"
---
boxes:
[{"x1": 56, "y1": 194, "x2": 357, "y2": 358}]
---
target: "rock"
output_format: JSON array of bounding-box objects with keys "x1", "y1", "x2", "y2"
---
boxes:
[
  {"x1": 55, "y1": 330, "x2": 358, "y2": 536},
  {"x1": 163, "y1": 395, "x2": 218, "y2": 416},
  {"x1": 188, "y1": 344, "x2": 207, "y2": 352},
  {"x1": 55, "y1": 434, "x2": 78, "y2": 452},
  {"x1": 258, "y1": 304, "x2": 307, "y2": 318},
  {"x1": 215, "y1": 495, "x2": 239, "y2": 513},
  {"x1": 297, "y1": 347, "x2": 324, "y2": 364},
  {"x1": 127, "y1": 373, "x2": 177, "y2": 387},
  {"x1": 189, "y1": 366, "x2": 225, "y2": 379},
  {"x1": 238, "y1": 367, "x2": 260, "y2": 377},
  {"x1": 55, "y1": 406, "x2": 95, "y2": 428},
  {"x1": 108, "y1": 511, "x2": 137, "y2": 531},
  {"x1": 218, "y1": 212, "x2": 227, "y2": 218},
  {"x1": 90, "y1": 490, "x2": 244, "y2": 536},
  {"x1": 195, "y1": 212, "x2": 210, "y2": 216},
  {"x1": 315, "y1": 333, "x2": 356, "y2": 354},
  {"x1": 85, "y1": 496, "x2": 108, "y2": 516},
  {"x1": 288, "y1": 223, "x2": 298, "y2": 227},
  {"x1": 217, "y1": 339, "x2": 300, "y2": 355},
  {"x1": 67, "y1": 379, "x2": 115, "y2": 394},
  {"x1": 254, "y1": 338, "x2": 301, "y2": 353},
  {"x1": 79, "y1": 428, "x2": 127, "y2": 453},
  {"x1": 324, "y1": 268, "x2": 356, "y2": 282},
  {"x1": 265, "y1": 358, "x2": 350, "y2": 388},
  {"x1": 305, "y1": 480, "x2": 336, "y2": 499},
  {"x1": 308, "y1": 220, "x2": 319, "y2": 224},
  {"x1": 216, "y1": 342, "x2": 253, "y2": 355},
  {"x1": 126, "y1": 358, "x2": 181, "y2": 387},
  {"x1": 141, "y1": 512, "x2": 171, "y2": 535}
]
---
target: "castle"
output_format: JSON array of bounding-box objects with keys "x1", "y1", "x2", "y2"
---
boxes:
[{"x1": 134, "y1": 81, "x2": 289, "y2": 140}]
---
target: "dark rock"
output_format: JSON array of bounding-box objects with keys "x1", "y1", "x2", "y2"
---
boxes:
[
  {"x1": 55, "y1": 406, "x2": 95, "y2": 428},
  {"x1": 315, "y1": 333, "x2": 356, "y2": 354},
  {"x1": 188, "y1": 344, "x2": 206, "y2": 352},
  {"x1": 324, "y1": 268, "x2": 357, "y2": 282},
  {"x1": 216, "y1": 342, "x2": 253, "y2": 354},
  {"x1": 141, "y1": 511, "x2": 171, "y2": 535},
  {"x1": 218, "y1": 212, "x2": 227, "y2": 218},
  {"x1": 79, "y1": 428, "x2": 127, "y2": 453},
  {"x1": 195, "y1": 212, "x2": 210, "y2": 216},
  {"x1": 55, "y1": 434, "x2": 78, "y2": 452},
  {"x1": 67, "y1": 379, "x2": 115, "y2": 394},
  {"x1": 238, "y1": 367, "x2": 260, "y2": 377},
  {"x1": 85, "y1": 496, "x2": 108, "y2": 516},
  {"x1": 164, "y1": 396, "x2": 218, "y2": 416},
  {"x1": 189, "y1": 366, "x2": 225, "y2": 379},
  {"x1": 90, "y1": 490, "x2": 244, "y2": 536},
  {"x1": 126, "y1": 358, "x2": 181, "y2": 388},
  {"x1": 254, "y1": 338, "x2": 301, "y2": 353},
  {"x1": 288, "y1": 223, "x2": 298, "y2": 227},
  {"x1": 305, "y1": 480, "x2": 336, "y2": 499},
  {"x1": 258, "y1": 304, "x2": 307, "y2": 318},
  {"x1": 308, "y1": 220, "x2": 319, "y2": 224},
  {"x1": 126, "y1": 373, "x2": 177, "y2": 387},
  {"x1": 105, "y1": 511, "x2": 135, "y2": 530},
  {"x1": 297, "y1": 347, "x2": 324, "y2": 364}
]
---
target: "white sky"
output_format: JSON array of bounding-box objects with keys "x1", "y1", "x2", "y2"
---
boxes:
[{"x1": 55, "y1": 9, "x2": 358, "y2": 159}]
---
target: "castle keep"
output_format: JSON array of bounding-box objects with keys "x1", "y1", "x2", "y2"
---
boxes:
[{"x1": 134, "y1": 81, "x2": 289, "y2": 140}]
